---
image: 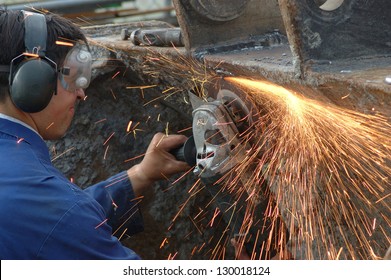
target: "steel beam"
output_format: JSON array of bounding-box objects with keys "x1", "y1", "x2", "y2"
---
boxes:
[{"x1": 172, "y1": 0, "x2": 285, "y2": 52}]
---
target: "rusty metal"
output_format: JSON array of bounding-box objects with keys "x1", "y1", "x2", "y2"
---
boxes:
[
  {"x1": 172, "y1": 0, "x2": 285, "y2": 52},
  {"x1": 129, "y1": 28, "x2": 183, "y2": 47},
  {"x1": 121, "y1": 27, "x2": 183, "y2": 47},
  {"x1": 5, "y1": 0, "x2": 127, "y2": 14},
  {"x1": 175, "y1": 0, "x2": 391, "y2": 116},
  {"x1": 280, "y1": 0, "x2": 391, "y2": 61},
  {"x1": 187, "y1": 0, "x2": 251, "y2": 22},
  {"x1": 6, "y1": 1, "x2": 176, "y2": 26},
  {"x1": 279, "y1": 0, "x2": 391, "y2": 81}
]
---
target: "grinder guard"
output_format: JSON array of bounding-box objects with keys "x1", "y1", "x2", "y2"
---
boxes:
[{"x1": 188, "y1": 83, "x2": 289, "y2": 259}]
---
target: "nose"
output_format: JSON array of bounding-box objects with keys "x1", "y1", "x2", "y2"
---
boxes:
[{"x1": 75, "y1": 88, "x2": 86, "y2": 100}]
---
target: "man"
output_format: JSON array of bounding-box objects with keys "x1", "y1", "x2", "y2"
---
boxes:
[{"x1": 0, "y1": 9, "x2": 189, "y2": 259}]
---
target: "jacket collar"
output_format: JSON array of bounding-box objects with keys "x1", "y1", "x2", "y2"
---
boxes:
[{"x1": 0, "y1": 116, "x2": 51, "y2": 163}]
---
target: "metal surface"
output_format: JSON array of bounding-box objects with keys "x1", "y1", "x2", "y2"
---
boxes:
[
  {"x1": 172, "y1": 0, "x2": 285, "y2": 52},
  {"x1": 129, "y1": 28, "x2": 183, "y2": 47},
  {"x1": 279, "y1": 0, "x2": 391, "y2": 76},
  {"x1": 5, "y1": 0, "x2": 127, "y2": 14},
  {"x1": 187, "y1": 0, "x2": 250, "y2": 22},
  {"x1": 170, "y1": 0, "x2": 391, "y2": 108}
]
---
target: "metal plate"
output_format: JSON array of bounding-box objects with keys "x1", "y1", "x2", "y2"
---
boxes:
[
  {"x1": 188, "y1": 0, "x2": 251, "y2": 22},
  {"x1": 301, "y1": 0, "x2": 355, "y2": 24}
]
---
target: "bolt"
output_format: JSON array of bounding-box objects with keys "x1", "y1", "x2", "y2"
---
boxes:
[{"x1": 120, "y1": 28, "x2": 130, "y2": 41}]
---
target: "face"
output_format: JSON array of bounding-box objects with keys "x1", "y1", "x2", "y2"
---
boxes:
[{"x1": 29, "y1": 80, "x2": 85, "y2": 140}]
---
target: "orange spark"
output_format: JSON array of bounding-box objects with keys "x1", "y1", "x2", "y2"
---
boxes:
[
  {"x1": 95, "y1": 118, "x2": 107, "y2": 124},
  {"x1": 103, "y1": 132, "x2": 115, "y2": 146},
  {"x1": 126, "y1": 120, "x2": 133, "y2": 132},
  {"x1": 103, "y1": 145, "x2": 110, "y2": 160},
  {"x1": 109, "y1": 89, "x2": 117, "y2": 100},
  {"x1": 55, "y1": 41, "x2": 74, "y2": 47},
  {"x1": 118, "y1": 228, "x2": 128, "y2": 241},
  {"x1": 22, "y1": 52, "x2": 39, "y2": 58},
  {"x1": 95, "y1": 218, "x2": 108, "y2": 229},
  {"x1": 209, "y1": 208, "x2": 221, "y2": 227},
  {"x1": 160, "y1": 238, "x2": 168, "y2": 249},
  {"x1": 111, "y1": 71, "x2": 120, "y2": 79},
  {"x1": 46, "y1": 122, "x2": 54, "y2": 130}
]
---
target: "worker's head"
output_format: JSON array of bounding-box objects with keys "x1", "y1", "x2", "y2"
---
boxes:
[{"x1": 0, "y1": 9, "x2": 92, "y2": 139}]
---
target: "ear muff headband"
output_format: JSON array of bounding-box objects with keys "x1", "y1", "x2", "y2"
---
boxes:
[{"x1": 9, "y1": 11, "x2": 57, "y2": 113}]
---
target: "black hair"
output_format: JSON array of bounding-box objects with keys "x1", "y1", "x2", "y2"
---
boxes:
[{"x1": 0, "y1": 8, "x2": 88, "y2": 101}]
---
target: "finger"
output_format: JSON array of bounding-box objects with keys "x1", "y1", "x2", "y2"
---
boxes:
[
  {"x1": 153, "y1": 133, "x2": 188, "y2": 151},
  {"x1": 167, "y1": 160, "x2": 191, "y2": 173}
]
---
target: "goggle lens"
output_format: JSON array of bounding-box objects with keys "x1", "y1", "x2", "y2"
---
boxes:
[{"x1": 59, "y1": 44, "x2": 92, "y2": 91}]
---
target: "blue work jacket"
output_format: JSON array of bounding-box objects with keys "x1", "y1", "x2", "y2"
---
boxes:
[{"x1": 0, "y1": 117, "x2": 144, "y2": 259}]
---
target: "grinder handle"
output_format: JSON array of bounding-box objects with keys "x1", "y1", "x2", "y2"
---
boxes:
[{"x1": 170, "y1": 136, "x2": 197, "y2": 166}]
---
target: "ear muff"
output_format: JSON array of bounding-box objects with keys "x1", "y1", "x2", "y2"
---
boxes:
[
  {"x1": 10, "y1": 59, "x2": 57, "y2": 113},
  {"x1": 9, "y1": 11, "x2": 57, "y2": 113}
]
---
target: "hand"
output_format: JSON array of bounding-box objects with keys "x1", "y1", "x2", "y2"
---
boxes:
[{"x1": 127, "y1": 133, "x2": 190, "y2": 195}]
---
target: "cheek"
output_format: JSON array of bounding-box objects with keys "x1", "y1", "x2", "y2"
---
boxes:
[
  {"x1": 40, "y1": 101, "x2": 64, "y2": 123},
  {"x1": 49, "y1": 91, "x2": 74, "y2": 113},
  {"x1": 38, "y1": 95, "x2": 73, "y2": 126},
  {"x1": 29, "y1": 90, "x2": 76, "y2": 139}
]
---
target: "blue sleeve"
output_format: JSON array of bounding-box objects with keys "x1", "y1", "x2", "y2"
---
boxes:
[
  {"x1": 37, "y1": 196, "x2": 142, "y2": 260},
  {"x1": 82, "y1": 171, "x2": 144, "y2": 235}
]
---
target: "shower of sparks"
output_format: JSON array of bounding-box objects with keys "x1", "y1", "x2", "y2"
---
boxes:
[
  {"x1": 224, "y1": 77, "x2": 391, "y2": 260},
  {"x1": 119, "y1": 44, "x2": 390, "y2": 260},
  {"x1": 142, "y1": 49, "x2": 219, "y2": 100}
]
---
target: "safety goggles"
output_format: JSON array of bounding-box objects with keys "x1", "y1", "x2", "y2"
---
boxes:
[{"x1": 58, "y1": 43, "x2": 92, "y2": 92}]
